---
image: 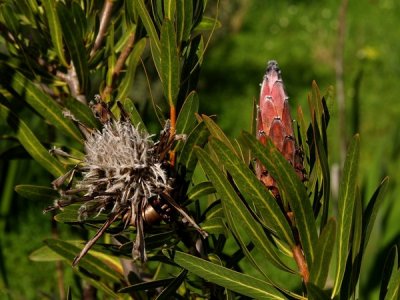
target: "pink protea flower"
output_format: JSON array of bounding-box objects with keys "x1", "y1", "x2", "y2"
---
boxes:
[{"x1": 256, "y1": 60, "x2": 305, "y2": 198}]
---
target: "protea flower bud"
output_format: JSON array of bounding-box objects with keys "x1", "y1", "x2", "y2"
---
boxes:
[
  {"x1": 45, "y1": 97, "x2": 206, "y2": 265},
  {"x1": 256, "y1": 60, "x2": 305, "y2": 197}
]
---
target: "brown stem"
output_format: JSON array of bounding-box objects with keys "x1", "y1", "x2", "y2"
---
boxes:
[
  {"x1": 56, "y1": 62, "x2": 87, "y2": 104},
  {"x1": 169, "y1": 105, "x2": 176, "y2": 166},
  {"x1": 90, "y1": 0, "x2": 114, "y2": 58},
  {"x1": 292, "y1": 244, "x2": 310, "y2": 283},
  {"x1": 101, "y1": 32, "x2": 136, "y2": 100}
]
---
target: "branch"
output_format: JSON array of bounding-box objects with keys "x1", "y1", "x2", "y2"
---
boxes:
[
  {"x1": 90, "y1": 0, "x2": 114, "y2": 58},
  {"x1": 101, "y1": 32, "x2": 136, "y2": 100},
  {"x1": 56, "y1": 62, "x2": 87, "y2": 104}
]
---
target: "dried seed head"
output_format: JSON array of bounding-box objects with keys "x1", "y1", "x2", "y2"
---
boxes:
[
  {"x1": 78, "y1": 120, "x2": 169, "y2": 219},
  {"x1": 46, "y1": 99, "x2": 207, "y2": 265}
]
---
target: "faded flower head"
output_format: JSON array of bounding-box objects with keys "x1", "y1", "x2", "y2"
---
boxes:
[
  {"x1": 46, "y1": 99, "x2": 206, "y2": 265},
  {"x1": 77, "y1": 120, "x2": 169, "y2": 220}
]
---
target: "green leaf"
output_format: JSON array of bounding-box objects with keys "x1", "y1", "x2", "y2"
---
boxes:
[
  {"x1": 0, "y1": 104, "x2": 65, "y2": 177},
  {"x1": 57, "y1": 3, "x2": 89, "y2": 93},
  {"x1": 8, "y1": 70, "x2": 82, "y2": 141},
  {"x1": 385, "y1": 268, "x2": 400, "y2": 300},
  {"x1": 45, "y1": 239, "x2": 122, "y2": 283},
  {"x1": 187, "y1": 182, "x2": 216, "y2": 200},
  {"x1": 163, "y1": 0, "x2": 176, "y2": 20},
  {"x1": 196, "y1": 147, "x2": 292, "y2": 272},
  {"x1": 15, "y1": 185, "x2": 59, "y2": 202},
  {"x1": 380, "y1": 246, "x2": 398, "y2": 300},
  {"x1": 156, "y1": 269, "x2": 187, "y2": 300},
  {"x1": 202, "y1": 115, "x2": 236, "y2": 155},
  {"x1": 176, "y1": 91, "x2": 199, "y2": 136},
  {"x1": 178, "y1": 121, "x2": 209, "y2": 177},
  {"x1": 42, "y1": 0, "x2": 68, "y2": 67},
  {"x1": 117, "y1": 37, "x2": 146, "y2": 101},
  {"x1": 176, "y1": 0, "x2": 193, "y2": 42},
  {"x1": 200, "y1": 217, "x2": 227, "y2": 235},
  {"x1": 306, "y1": 283, "x2": 330, "y2": 300},
  {"x1": 363, "y1": 177, "x2": 389, "y2": 250},
  {"x1": 209, "y1": 138, "x2": 294, "y2": 246},
  {"x1": 135, "y1": 0, "x2": 161, "y2": 72},
  {"x1": 351, "y1": 188, "x2": 362, "y2": 263},
  {"x1": 64, "y1": 96, "x2": 99, "y2": 129},
  {"x1": 332, "y1": 134, "x2": 360, "y2": 298},
  {"x1": 160, "y1": 19, "x2": 180, "y2": 107},
  {"x1": 309, "y1": 218, "x2": 336, "y2": 288},
  {"x1": 29, "y1": 245, "x2": 64, "y2": 262},
  {"x1": 173, "y1": 251, "x2": 285, "y2": 299},
  {"x1": 193, "y1": 16, "x2": 221, "y2": 32},
  {"x1": 241, "y1": 131, "x2": 318, "y2": 266},
  {"x1": 117, "y1": 98, "x2": 147, "y2": 133},
  {"x1": 118, "y1": 278, "x2": 175, "y2": 293}
]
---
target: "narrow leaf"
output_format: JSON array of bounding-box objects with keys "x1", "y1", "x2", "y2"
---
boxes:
[
  {"x1": 29, "y1": 245, "x2": 64, "y2": 262},
  {"x1": 119, "y1": 278, "x2": 174, "y2": 293},
  {"x1": 309, "y1": 219, "x2": 336, "y2": 288},
  {"x1": 135, "y1": 0, "x2": 161, "y2": 72},
  {"x1": 188, "y1": 182, "x2": 216, "y2": 200},
  {"x1": 0, "y1": 104, "x2": 65, "y2": 177},
  {"x1": 202, "y1": 115, "x2": 236, "y2": 154},
  {"x1": 306, "y1": 283, "x2": 330, "y2": 300},
  {"x1": 241, "y1": 131, "x2": 318, "y2": 265},
  {"x1": 42, "y1": 0, "x2": 68, "y2": 67},
  {"x1": 117, "y1": 37, "x2": 146, "y2": 101},
  {"x1": 57, "y1": 3, "x2": 89, "y2": 93},
  {"x1": 176, "y1": 91, "x2": 199, "y2": 136},
  {"x1": 209, "y1": 138, "x2": 294, "y2": 246},
  {"x1": 196, "y1": 147, "x2": 292, "y2": 272},
  {"x1": 15, "y1": 185, "x2": 59, "y2": 202},
  {"x1": 9, "y1": 70, "x2": 82, "y2": 141},
  {"x1": 160, "y1": 19, "x2": 180, "y2": 106},
  {"x1": 332, "y1": 134, "x2": 360, "y2": 297},
  {"x1": 176, "y1": 0, "x2": 193, "y2": 42},
  {"x1": 156, "y1": 269, "x2": 187, "y2": 300},
  {"x1": 363, "y1": 177, "x2": 389, "y2": 250},
  {"x1": 45, "y1": 239, "x2": 122, "y2": 283},
  {"x1": 117, "y1": 98, "x2": 147, "y2": 133},
  {"x1": 64, "y1": 96, "x2": 99, "y2": 129},
  {"x1": 380, "y1": 246, "x2": 398, "y2": 300},
  {"x1": 173, "y1": 251, "x2": 285, "y2": 299},
  {"x1": 178, "y1": 121, "x2": 209, "y2": 177},
  {"x1": 385, "y1": 268, "x2": 400, "y2": 300}
]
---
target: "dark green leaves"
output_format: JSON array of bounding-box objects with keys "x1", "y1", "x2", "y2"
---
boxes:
[
  {"x1": 209, "y1": 138, "x2": 294, "y2": 246},
  {"x1": 196, "y1": 146, "x2": 291, "y2": 272},
  {"x1": 160, "y1": 19, "x2": 180, "y2": 106},
  {"x1": 15, "y1": 185, "x2": 59, "y2": 202},
  {"x1": 309, "y1": 219, "x2": 336, "y2": 288},
  {"x1": 241, "y1": 131, "x2": 318, "y2": 266},
  {"x1": 57, "y1": 3, "x2": 89, "y2": 93},
  {"x1": 42, "y1": 0, "x2": 68, "y2": 67},
  {"x1": 0, "y1": 104, "x2": 65, "y2": 177},
  {"x1": 173, "y1": 251, "x2": 285, "y2": 299},
  {"x1": 8, "y1": 70, "x2": 82, "y2": 142},
  {"x1": 332, "y1": 134, "x2": 360, "y2": 297}
]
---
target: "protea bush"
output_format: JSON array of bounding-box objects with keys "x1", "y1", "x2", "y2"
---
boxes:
[{"x1": 0, "y1": 1, "x2": 399, "y2": 299}]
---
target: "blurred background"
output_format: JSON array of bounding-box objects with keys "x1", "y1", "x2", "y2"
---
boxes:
[{"x1": 1, "y1": 0, "x2": 399, "y2": 298}]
